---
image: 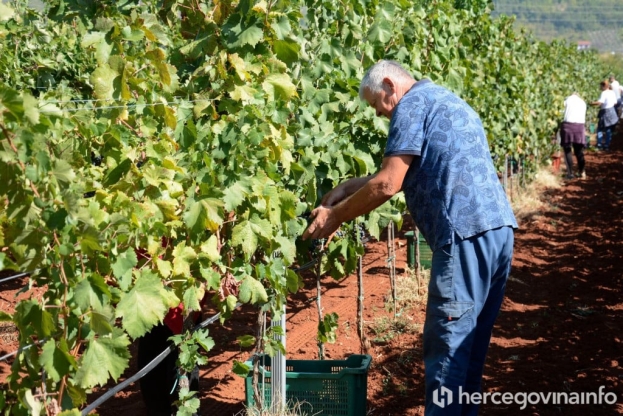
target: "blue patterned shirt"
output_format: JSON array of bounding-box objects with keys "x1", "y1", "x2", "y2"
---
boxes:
[{"x1": 385, "y1": 79, "x2": 518, "y2": 251}]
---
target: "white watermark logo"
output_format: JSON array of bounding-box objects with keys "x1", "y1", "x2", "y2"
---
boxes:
[
  {"x1": 433, "y1": 386, "x2": 453, "y2": 408},
  {"x1": 433, "y1": 386, "x2": 617, "y2": 410}
]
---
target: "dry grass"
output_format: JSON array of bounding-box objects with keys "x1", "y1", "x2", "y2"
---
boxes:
[
  {"x1": 238, "y1": 401, "x2": 320, "y2": 416},
  {"x1": 370, "y1": 267, "x2": 430, "y2": 343},
  {"x1": 392, "y1": 267, "x2": 430, "y2": 311},
  {"x1": 0, "y1": 321, "x2": 19, "y2": 345},
  {"x1": 510, "y1": 166, "x2": 562, "y2": 223}
]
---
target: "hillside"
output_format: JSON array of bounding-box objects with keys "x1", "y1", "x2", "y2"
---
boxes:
[{"x1": 491, "y1": 0, "x2": 623, "y2": 53}]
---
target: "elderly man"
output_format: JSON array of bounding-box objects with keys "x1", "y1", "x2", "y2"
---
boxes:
[{"x1": 303, "y1": 60, "x2": 518, "y2": 416}]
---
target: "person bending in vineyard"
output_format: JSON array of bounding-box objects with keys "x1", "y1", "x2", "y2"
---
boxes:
[
  {"x1": 590, "y1": 79, "x2": 618, "y2": 151},
  {"x1": 303, "y1": 60, "x2": 518, "y2": 416},
  {"x1": 559, "y1": 92, "x2": 587, "y2": 180}
]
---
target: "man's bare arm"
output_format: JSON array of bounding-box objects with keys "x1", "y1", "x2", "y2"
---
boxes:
[{"x1": 303, "y1": 155, "x2": 413, "y2": 240}]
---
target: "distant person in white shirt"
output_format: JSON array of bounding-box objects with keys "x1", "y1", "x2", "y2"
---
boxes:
[
  {"x1": 608, "y1": 75, "x2": 622, "y2": 115},
  {"x1": 590, "y1": 80, "x2": 618, "y2": 151},
  {"x1": 560, "y1": 92, "x2": 587, "y2": 179}
]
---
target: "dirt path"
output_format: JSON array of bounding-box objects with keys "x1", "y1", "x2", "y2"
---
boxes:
[{"x1": 2, "y1": 129, "x2": 623, "y2": 415}]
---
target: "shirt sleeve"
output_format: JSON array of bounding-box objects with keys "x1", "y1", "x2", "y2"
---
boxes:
[{"x1": 384, "y1": 101, "x2": 425, "y2": 157}]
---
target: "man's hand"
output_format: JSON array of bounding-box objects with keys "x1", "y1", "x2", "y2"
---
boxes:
[{"x1": 302, "y1": 205, "x2": 341, "y2": 240}]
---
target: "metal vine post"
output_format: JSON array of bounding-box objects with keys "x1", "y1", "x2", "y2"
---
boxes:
[{"x1": 386, "y1": 221, "x2": 397, "y2": 319}]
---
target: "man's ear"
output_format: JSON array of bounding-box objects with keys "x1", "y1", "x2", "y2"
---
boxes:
[{"x1": 382, "y1": 77, "x2": 396, "y2": 93}]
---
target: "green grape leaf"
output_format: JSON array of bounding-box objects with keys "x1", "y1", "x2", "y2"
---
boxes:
[
  {"x1": 74, "y1": 273, "x2": 112, "y2": 312},
  {"x1": 156, "y1": 258, "x2": 172, "y2": 278},
  {"x1": 238, "y1": 275, "x2": 268, "y2": 304},
  {"x1": 183, "y1": 282, "x2": 205, "y2": 312},
  {"x1": 232, "y1": 360, "x2": 251, "y2": 377},
  {"x1": 115, "y1": 273, "x2": 168, "y2": 339},
  {"x1": 200, "y1": 267, "x2": 221, "y2": 291},
  {"x1": 80, "y1": 226, "x2": 104, "y2": 254},
  {"x1": 274, "y1": 235, "x2": 296, "y2": 264},
  {"x1": 200, "y1": 235, "x2": 221, "y2": 262},
  {"x1": 22, "y1": 93, "x2": 39, "y2": 125},
  {"x1": 226, "y1": 294, "x2": 237, "y2": 311},
  {"x1": 223, "y1": 14, "x2": 264, "y2": 48},
  {"x1": 90, "y1": 64, "x2": 118, "y2": 100},
  {"x1": 40, "y1": 339, "x2": 77, "y2": 383},
  {"x1": 51, "y1": 159, "x2": 76, "y2": 185},
  {"x1": 273, "y1": 39, "x2": 300, "y2": 66},
  {"x1": 102, "y1": 158, "x2": 132, "y2": 187},
  {"x1": 172, "y1": 242, "x2": 197, "y2": 277},
  {"x1": 271, "y1": 15, "x2": 291, "y2": 39},
  {"x1": 121, "y1": 26, "x2": 144, "y2": 41},
  {"x1": 192, "y1": 329, "x2": 215, "y2": 352},
  {"x1": 223, "y1": 180, "x2": 250, "y2": 211},
  {"x1": 231, "y1": 220, "x2": 256, "y2": 257},
  {"x1": 15, "y1": 300, "x2": 55, "y2": 338},
  {"x1": 286, "y1": 268, "x2": 302, "y2": 293},
  {"x1": 0, "y1": 253, "x2": 18, "y2": 271},
  {"x1": 24, "y1": 390, "x2": 44, "y2": 415},
  {"x1": 111, "y1": 248, "x2": 138, "y2": 291},
  {"x1": 445, "y1": 67, "x2": 465, "y2": 93},
  {"x1": 74, "y1": 329, "x2": 131, "y2": 388},
  {"x1": 89, "y1": 308, "x2": 114, "y2": 335},
  {"x1": 237, "y1": 334, "x2": 255, "y2": 348},
  {"x1": 367, "y1": 19, "x2": 392, "y2": 43},
  {"x1": 262, "y1": 73, "x2": 298, "y2": 101},
  {"x1": 183, "y1": 197, "x2": 224, "y2": 234},
  {"x1": 230, "y1": 84, "x2": 257, "y2": 102},
  {"x1": 0, "y1": 86, "x2": 23, "y2": 119},
  {"x1": 231, "y1": 215, "x2": 271, "y2": 257}
]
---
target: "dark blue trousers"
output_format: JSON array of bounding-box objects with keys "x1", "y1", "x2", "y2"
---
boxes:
[{"x1": 423, "y1": 226, "x2": 514, "y2": 416}]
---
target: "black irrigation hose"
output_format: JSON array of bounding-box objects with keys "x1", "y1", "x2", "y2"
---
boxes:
[
  {"x1": 0, "y1": 271, "x2": 31, "y2": 284},
  {"x1": 81, "y1": 305, "x2": 239, "y2": 415},
  {"x1": 0, "y1": 339, "x2": 44, "y2": 362}
]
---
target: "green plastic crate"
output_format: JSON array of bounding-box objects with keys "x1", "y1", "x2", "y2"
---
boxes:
[
  {"x1": 404, "y1": 230, "x2": 433, "y2": 269},
  {"x1": 244, "y1": 354, "x2": 372, "y2": 416}
]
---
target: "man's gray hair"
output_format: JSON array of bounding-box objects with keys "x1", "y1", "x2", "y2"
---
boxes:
[{"x1": 359, "y1": 60, "x2": 414, "y2": 100}]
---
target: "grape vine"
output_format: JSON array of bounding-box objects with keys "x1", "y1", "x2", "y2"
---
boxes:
[{"x1": 0, "y1": 0, "x2": 612, "y2": 414}]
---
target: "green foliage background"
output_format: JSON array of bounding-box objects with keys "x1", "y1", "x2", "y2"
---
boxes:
[{"x1": 0, "y1": 0, "x2": 612, "y2": 414}]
